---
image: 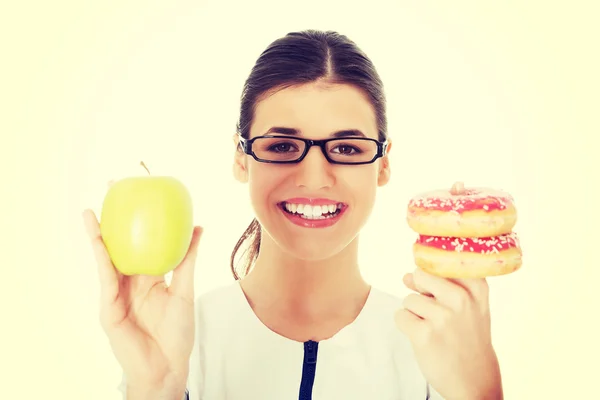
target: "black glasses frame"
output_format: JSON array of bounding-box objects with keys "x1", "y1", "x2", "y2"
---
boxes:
[{"x1": 238, "y1": 135, "x2": 388, "y2": 165}]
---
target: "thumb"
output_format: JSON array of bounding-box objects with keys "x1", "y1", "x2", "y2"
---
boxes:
[{"x1": 169, "y1": 226, "x2": 203, "y2": 301}]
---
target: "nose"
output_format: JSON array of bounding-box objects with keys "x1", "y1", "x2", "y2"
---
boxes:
[{"x1": 294, "y1": 145, "x2": 334, "y2": 190}]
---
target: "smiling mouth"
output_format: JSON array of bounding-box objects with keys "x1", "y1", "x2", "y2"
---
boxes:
[{"x1": 278, "y1": 201, "x2": 346, "y2": 220}]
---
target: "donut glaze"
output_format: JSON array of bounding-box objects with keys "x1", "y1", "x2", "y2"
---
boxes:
[
  {"x1": 407, "y1": 187, "x2": 517, "y2": 238},
  {"x1": 408, "y1": 188, "x2": 513, "y2": 213},
  {"x1": 416, "y1": 232, "x2": 520, "y2": 254}
]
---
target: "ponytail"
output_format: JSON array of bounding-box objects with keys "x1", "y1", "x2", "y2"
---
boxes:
[{"x1": 230, "y1": 218, "x2": 261, "y2": 280}]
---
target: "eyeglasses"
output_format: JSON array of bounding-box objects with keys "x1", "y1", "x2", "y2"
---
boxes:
[{"x1": 238, "y1": 135, "x2": 388, "y2": 165}]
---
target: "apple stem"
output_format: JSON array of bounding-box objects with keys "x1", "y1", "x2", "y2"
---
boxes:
[{"x1": 140, "y1": 161, "x2": 151, "y2": 175}]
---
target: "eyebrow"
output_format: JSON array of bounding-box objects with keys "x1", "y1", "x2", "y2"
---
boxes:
[{"x1": 264, "y1": 126, "x2": 367, "y2": 138}]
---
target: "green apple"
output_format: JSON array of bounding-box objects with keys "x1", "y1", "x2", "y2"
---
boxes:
[{"x1": 100, "y1": 166, "x2": 194, "y2": 276}]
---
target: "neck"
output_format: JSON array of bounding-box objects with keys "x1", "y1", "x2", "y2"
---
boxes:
[{"x1": 241, "y1": 234, "x2": 370, "y2": 320}]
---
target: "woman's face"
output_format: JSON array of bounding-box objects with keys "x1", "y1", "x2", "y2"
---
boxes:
[{"x1": 234, "y1": 81, "x2": 392, "y2": 261}]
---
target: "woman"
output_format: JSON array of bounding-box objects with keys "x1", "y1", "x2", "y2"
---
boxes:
[{"x1": 83, "y1": 30, "x2": 503, "y2": 400}]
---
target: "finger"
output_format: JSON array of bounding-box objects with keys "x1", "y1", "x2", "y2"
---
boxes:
[
  {"x1": 403, "y1": 273, "x2": 433, "y2": 297},
  {"x1": 82, "y1": 209, "x2": 120, "y2": 304},
  {"x1": 412, "y1": 268, "x2": 468, "y2": 310},
  {"x1": 402, "y1": 292, "x2": 443, "y2": 320},
  {"x1": 127, "y1": 273, "x2": 165, "y2": 296},
  {"x1": 169, "y1": 226, "x2": 203, "y2": 301},
  {"x1": 403, "y1": 273, "x2": 417, "y2": 291},
  {"x1": 448, "y1": 277, "x2": 490, "y2": 305},
  {"x1": 394, "y1": 308, "x2": 424, "y2": 339}
]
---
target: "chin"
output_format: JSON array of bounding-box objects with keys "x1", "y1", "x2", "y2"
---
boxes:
[
  {"x1": 285, "y1": 241, "x2": 351, "y2": 263},
  {"x1": 266, "y1": 224, "x2": 360, "y2": 263},
  {"x1": 253, "y1": 200, "x2": 371, "y2": 262}
]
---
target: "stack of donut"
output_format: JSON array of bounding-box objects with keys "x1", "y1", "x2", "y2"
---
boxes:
[{"x1": 406, "y1": 182, "x2": 522, "y2": 279}]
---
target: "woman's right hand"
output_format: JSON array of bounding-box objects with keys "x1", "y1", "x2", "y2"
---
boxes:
[{"x1": 82, "y1": 206, "x2": 203, "y2": 394}]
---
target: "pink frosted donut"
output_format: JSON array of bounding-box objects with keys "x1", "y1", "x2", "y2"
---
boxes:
[
  {"x1": 412, "y1": 232, "x2": 523, "y2": 278},
  {"x1": 407, "y1": 182, "x2": 522, "y2": 278},
  {"x1": 407, "y1": 184, "x2": 517, "y2": 238}
]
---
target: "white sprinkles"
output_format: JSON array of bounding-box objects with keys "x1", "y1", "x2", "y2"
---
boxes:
[
  {"x1": 409, "y1": 188, "x2": 513, "y2": 212},
  {"x1": 421, "y1": 232, "x2": 520, "y2": 254}
]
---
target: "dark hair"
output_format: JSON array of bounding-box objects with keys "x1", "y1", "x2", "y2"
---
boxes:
[{"x1": 230, "y1": 29, "x2": 388, "y2": 280}]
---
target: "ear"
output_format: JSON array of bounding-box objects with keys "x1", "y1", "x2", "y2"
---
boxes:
[
  {"x1": 377, "y1": 139, "x2": 392, "y2": 187},
  {"x1": 232, "y1": 133, "x2": 249, "y2": 183}
]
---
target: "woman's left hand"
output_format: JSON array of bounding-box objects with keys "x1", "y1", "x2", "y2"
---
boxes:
[{"x1": 395, "y1": 268, "x2": 503, "y2": 400}]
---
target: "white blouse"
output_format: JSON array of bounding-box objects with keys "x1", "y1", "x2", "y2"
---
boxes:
[{"x1": 119, "y1": 281, "x2": 444, "y2": 399}]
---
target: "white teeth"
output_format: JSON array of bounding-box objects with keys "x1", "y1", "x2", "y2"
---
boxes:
[
  {"x1": 282, "y1": 202, "x2": 343, "y2": 219},
  {"x1": 313, "y1": 205, "x2": 322, "y2": 217},
  {"x1": 304, "y1": 205, "x2": 314, "y2": 217}
]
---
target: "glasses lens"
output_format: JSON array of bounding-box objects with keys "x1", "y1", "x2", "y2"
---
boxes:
[
  {"x1": 251, "y1": 137, "x2": 379, "y2": 163},
  {"x1": 252, "y1": 137, "x2": 307, "y2": 162},
  {"x1": 326, "y1": 138, "x2": 378, "y2": 163}
]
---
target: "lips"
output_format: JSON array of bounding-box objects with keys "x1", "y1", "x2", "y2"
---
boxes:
[
  {"x1": 277, "y1": 198, "x2": 348, "y2": 228},
  {"x1": 282, "y1": 197, "x2": 342, "y2": 206}
]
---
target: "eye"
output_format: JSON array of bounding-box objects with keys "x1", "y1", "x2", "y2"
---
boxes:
[
  {"x1": 331, "y1": 144, "x2": 362, "y2": 155},
  {"x1": 267, "y1": 142, "x2": 300, "y2": 153}
]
